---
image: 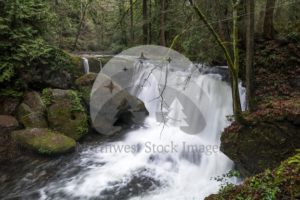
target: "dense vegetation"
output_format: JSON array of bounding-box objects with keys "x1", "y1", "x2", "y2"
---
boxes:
[
  {"x1": 1, "y1": 0, "x2": 299, "y2": 100},
  {"x1": 0, "y1": 0, "x2": 299, "y2": 199}
]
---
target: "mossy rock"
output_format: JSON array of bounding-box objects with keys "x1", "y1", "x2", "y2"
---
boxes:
[
  {"x1": 69, "y1": 54, "x2": 85, "y2": 79},
  {"x1": 221, "y1": 120, "x2": 300, "y2": 177},
  {"x1": 43, "y1": 89, "x2": 88, "y2": 140},
  {"x1": 75, "y1": 73, "x2": 97, "y2": 104},
  {"x1": 98, "y1": 56, "x2": 113, "y2": 67},
  {"x1": 17, "y1": 91, "x2": 48, "y2": 128},
  {"x1": 17, "y1": 103, "x2": 48, "y2": 128},
  {"x1": 12, "y1": 128, "x2": 76, "y2": 155}
]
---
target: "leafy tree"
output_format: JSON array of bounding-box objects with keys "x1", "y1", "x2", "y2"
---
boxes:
[
  {"x1": 0, "y1": 0, "x2": 75, "y2": 96},
  {"x1": 0, "y1": 0, "x2": 51, "y2": 84}
]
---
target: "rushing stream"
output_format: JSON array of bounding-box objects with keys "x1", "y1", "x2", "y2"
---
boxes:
[{"x1": 0, "y1": 46, "x2": 245, "y2": 200}]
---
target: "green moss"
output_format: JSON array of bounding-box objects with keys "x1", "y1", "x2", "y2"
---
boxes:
[
  {"x1": 45, "y1": 89, "x2": 88, "y2": 140},
  {"x1": 69, "y1": 90, "x2": 85, "y2": 112},
  {"x1": 0, "y1": 88, "x2": 23, "y2": 98},
  {"x1": 76, "y1": 117, "x2": 89, "y2": 138},
  {"x1": 42, "y1": 88, "x2": 53, "y2": 107},
  {"x1": 99, "y1": 56, "x2": 113, "y2": 66},
  {"x1": 12, "y1": 128, "x2": 76, "y2": 155}
]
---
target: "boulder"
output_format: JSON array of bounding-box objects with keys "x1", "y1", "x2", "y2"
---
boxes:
[
  {"x1": 43, "y1": 89, "x2": 88, "y2": 140},
  {"x1": 0, "y1": 97, "x2": 20, "y2": 115},
  {"x1": 0, "y1": 115, "x2": 20, "y2": 161},
  {"x1": 75, "y1": 73, "x2": 97, "y2": 104},
  {"x1": 17, "y1": 91, "x2": 48, "y2": 128},
  {"x1": 0, "y1": 115, "x2": 19, "y2": 135},
  {"x1": 221, "y1": 120, "x2": 300, "y2": 177},
  {"x1": 21, "y1": 67, "x2": 72, "y2": 89},
  {"x1": 12, "y1": 128, "x2": 76, "y2": 155},
  {"x1": 87, "y1": 57, "x2": 102, "y2": 73},
  {"x1": 91, "y1": 73, "x2": 148, "y2": 136}
]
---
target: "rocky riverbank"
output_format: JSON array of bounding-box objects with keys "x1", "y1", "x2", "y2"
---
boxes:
[{"x1": 0, "y1": 53, "x2": 148, "y2": 162}]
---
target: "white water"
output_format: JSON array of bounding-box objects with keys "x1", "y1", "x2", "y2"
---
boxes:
[
  {"x1": 40, "y1": 60, "x2": 244, "y2": 200},
  {"x1": 82, "y1": 57, "x2": 90, "y2": 74}
]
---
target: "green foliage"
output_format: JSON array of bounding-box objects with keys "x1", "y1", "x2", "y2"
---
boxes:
[
  {"x1": 41, "y1": 88, "x2": 52, "y2": 107},
  {"x1": 209, "y1": 152, "x2": 300, "y2": 200},
  {"x1": 0, "y1": 88, "x2": 23, "y2": 98},
  {"x1": 68, "y1": 90, "x2": 88, "y2": 137},
  {"x1": 0, "y1": 0, "x2": 50, "y2": 80},
  {"x1": 288, "y1": 149, "x2": 300, "y2": 166},
  {"x1": 69, "y1": 90, "x2": 85, "y2": 112}
]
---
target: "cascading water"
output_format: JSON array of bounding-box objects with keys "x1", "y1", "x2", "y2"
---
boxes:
[
  {"x1": 82, "y1": 57, "x2": 90, "y2": 74},
  {"x1": 36, "y1": 59, "x2": 243, "y2": 199},
  {"x1": 0, "y1": 46, "x2": 245, "y2": 200}
]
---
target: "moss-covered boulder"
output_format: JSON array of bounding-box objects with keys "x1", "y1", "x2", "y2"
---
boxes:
[
  {"x1": 19, "y1": 50, "x2": 85, "y2": 90},
  {"x1": 12, "y1": 128, "x2": 76, "y2": 155},
  {"x1": 205, "y1": 152, "x2": 300, "y2": 200},
  {"x1": 43, "y1": 89, "x2": 88, "y2": 140},
  {"x1": 75, "y1": 73, "x2": 97, "y2": 104},
  {"x1": 221, "y1": 120, "x2": 300, "y2": 177},
  {"x1": 17, "y1": 91, "x2": 48, "y2": 128},
  {"x1": 69, "y1": 54, "x2": 86, "y2": 79}
]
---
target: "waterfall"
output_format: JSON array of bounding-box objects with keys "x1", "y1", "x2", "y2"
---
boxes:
[
  {"x1": 38, "y1": 57, "x2": 243, "y2": 199},
  {"x1": 98, "y1": 58, "x2": 103, "y2": 71},
  {"x1": 82, "y1": 57, "x2": 90, "y2": 74}
]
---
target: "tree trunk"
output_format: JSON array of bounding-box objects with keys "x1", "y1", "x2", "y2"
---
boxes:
[
  {"x1": 129, "y1": 0, "x2": 134, "y2": 43},
  {"x1": 263, "y1": 0, "x2": 276, "y2": 39},
  {"x1": 142, "y1": 0, "x2": 148, "y2": 44},
  {"x1": 73, "y1": 1, "x2": 89, "y2": 51},
  {"x1": 246, "y1": 0, "x2": 255, "y2": 111},
  {"x1": 188, "y1": 0, "x2": 244, "y2": 123},
  {"x1": 148, "y1": 0, "x2": 152, "y2": 44},
  {"x1": 160, "y1": 0, "x2": 166, "y2": 46},
  {"x1": 232, "y1": 1, "x2": 243, "y2": 120},
  {"x1": 119, "y1": 0, "x2": 127, "y2": 46}
]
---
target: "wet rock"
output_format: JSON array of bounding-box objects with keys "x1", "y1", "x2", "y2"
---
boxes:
[
  {"x1": 100, "y1": 168, "x2": 162, "y2": 200},
  {"x1": 87, "y1": 57, "x2": 102, "y2": 73},
  {"x1": 43, "y1": 89, "x2": 88, "y2": 140},
  {"x1": 17, "y1": 91, "x2": 48, "y2": 128},
  {"x1": 91, "y1": 73, "x2": 148, "y2": 136},
  {"x1": 12, "y1": 128, "x2": 76, "y2": 155}
]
